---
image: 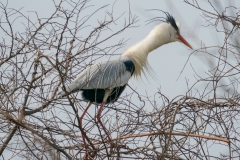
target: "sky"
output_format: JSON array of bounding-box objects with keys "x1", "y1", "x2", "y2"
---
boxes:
[
  {"x1": 1, "y1": 0, "x2": 206, "y2": 98},
  {"x1": 1, "y1": 0, "x2": 239, "y2": 159}
]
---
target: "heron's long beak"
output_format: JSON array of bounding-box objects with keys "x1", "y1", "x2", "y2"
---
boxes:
[{"x1": 178, "y1": 33, "x2": 192, "y2": 49}]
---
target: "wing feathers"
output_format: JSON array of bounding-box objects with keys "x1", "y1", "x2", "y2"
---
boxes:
[{"x1": 58, "y1": 58, "x2": 132, "y2": 96}]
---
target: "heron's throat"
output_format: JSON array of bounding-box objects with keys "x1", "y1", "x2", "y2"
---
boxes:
[{"x1": 122, "y1": 32, "x2": 166, "y2": 78}]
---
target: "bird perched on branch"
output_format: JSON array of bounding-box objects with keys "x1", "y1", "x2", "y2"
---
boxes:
[{"x1": 58, "y1": 11, "x2": 192, "y2": 150}]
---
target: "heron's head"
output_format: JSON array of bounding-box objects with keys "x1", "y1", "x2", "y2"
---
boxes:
[{"x1": 148, "y1": 12, "x2": 192, "y2": 49}]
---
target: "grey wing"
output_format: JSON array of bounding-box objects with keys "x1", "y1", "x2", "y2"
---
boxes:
[{"x1": 58, "y1": 59, "x2": 132, "y2": 96}]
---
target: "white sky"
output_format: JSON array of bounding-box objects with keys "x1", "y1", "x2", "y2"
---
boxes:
[
  {"x1": 0, "y1": 0, "x2": 219, "y2": 98},
  {"x1": 1, "y1": 0, "x2": 239, "y2": 159}
]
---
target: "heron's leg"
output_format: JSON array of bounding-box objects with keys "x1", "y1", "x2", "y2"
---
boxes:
[
  {"x1": 79, "y1": 101, "x2": 92, "y2": 151},
  {"x1": 96, "y1": 89, "x2": 112, "y2": 142}
]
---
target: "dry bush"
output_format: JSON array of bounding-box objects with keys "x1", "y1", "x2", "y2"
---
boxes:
[{"x1": 0, "y1": 0, "x2": 240, "y2": 159}]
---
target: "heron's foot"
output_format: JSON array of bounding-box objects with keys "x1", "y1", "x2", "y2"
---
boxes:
[
  {"x1": 82, "y1": 143, "x2": 90, "y2": 157},
  {"x1": 110, "y1": 142, "x2": 129, "y2": 150},
  {"x1": 83, "y1": 152, "x2": 94, "y2": 160},
  {"x1": 82, "y1": 147, "x2": 95, "y2": 160},
  {"x1": 117, "y1": 143, "x2": 129, "y2": 150},
  {"x1": 107, "y1": 142, "x2": 129, "y2": 153}
]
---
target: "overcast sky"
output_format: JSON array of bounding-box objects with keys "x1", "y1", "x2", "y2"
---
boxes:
[
  {"x1": 1, "y1": 0, "x2": 207, "y2": 98},
  {"x1": 1, "y1": 0, "x2": 239, "y2": 159}
]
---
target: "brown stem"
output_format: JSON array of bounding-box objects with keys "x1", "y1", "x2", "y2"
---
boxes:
[
  {"x1": 86, "y1": 131, "x2": 230, "y2": 147},
  {"x1": 0, "y1": 124, "x2": 18, "y2": 155}
]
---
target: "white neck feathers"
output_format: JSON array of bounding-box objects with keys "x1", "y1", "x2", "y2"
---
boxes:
[{"x1": 122, "y1": 23, "x2": 172, "y2": 79}]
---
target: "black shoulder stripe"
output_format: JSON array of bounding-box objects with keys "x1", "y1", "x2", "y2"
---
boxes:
[{"x1": 123, "y1": 60, "x2": 135, "y2": 75}]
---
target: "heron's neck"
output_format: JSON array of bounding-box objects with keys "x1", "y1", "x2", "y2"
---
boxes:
[{"x1": 122, "y1": 29, "x2": 168, "y2": 77}]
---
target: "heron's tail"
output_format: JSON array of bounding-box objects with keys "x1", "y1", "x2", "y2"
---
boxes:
[
  {"x1": 58, "y1": 86, "x2": 80, "y2": 98},
  {"x1": 58, "y1": 91, "x2": 66, "y2": 97}
]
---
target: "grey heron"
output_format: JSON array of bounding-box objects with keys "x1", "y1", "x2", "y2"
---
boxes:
[{"x1": 58, "y1": 12, "x2": 192, "y2": 150}]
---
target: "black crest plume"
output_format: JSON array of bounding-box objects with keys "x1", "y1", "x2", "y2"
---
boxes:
[{"x1": 146, "y1": 9, "x2": 179, "y2": 31}]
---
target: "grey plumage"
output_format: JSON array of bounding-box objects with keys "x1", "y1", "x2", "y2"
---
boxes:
[
  {"x1": 58, "y1": 57, "x2": 132, "y2": 97},
  {"x1": 58, "y1": 12, "x2": 193, "y2": 152}
]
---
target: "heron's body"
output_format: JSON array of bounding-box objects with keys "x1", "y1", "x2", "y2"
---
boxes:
[
  {"x1": 58, "y1": 23, "x2": 178, "y2": 101},
  {"x1": 58, "y1": 57, "x2": 135, "y2": 103},
  {"x1": 58, "y1": 12, "x2": 192, "y2": 151}
]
